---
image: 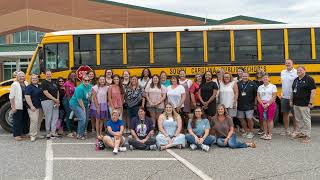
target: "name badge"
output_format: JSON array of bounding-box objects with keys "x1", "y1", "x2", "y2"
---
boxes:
[
  {"x1": 241, "y1": 92, "x2": 246, "y2": 96},
  {"x1": 293, "y1": 88, "x2": 297, "y2": 93}
]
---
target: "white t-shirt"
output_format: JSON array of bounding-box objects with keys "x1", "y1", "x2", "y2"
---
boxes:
[
  {"x1": 281, "y1": 68, "x2": 297, "y2": 99},
  {"x1": 166, "y1": 85, "x2": 185, "y2": 108},
  {"x1": 258, "y1": 83, "x2": 277, "y2": 102}
]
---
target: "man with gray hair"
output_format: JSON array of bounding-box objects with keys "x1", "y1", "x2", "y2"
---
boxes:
[{"x1": 291, "y1": 66, "x2": 316, "y2": 143}]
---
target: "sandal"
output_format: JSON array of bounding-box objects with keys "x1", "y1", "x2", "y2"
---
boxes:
[
  {"x1": 160, "y1": 146, "x2": 166, "y2": 151},
  {"x1": 247, "y1": 142, "x2": 256, "y2": 148},
  {"x1": 14, "y1": 136, "x2": 23, "y2": 141}
]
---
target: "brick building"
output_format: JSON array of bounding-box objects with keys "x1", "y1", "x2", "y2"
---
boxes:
[{"x1": 0, "y1": 0, "x2": 282, "y2": 81}]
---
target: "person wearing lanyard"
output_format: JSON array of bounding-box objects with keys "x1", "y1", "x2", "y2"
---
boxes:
[
  {"x1": 237, "y1": 72, "x2": 257, "y2": 139},
  {"x1": 291, "y1": 66, "x2": 316, "y2": 143},
  {"x1": 128, "y1": 107, "x2": 157, "y2": 150}
]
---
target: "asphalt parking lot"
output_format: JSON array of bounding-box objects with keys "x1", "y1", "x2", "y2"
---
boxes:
[{"x1": 0, "y1": 120, "x2": 319, "y2": 180}]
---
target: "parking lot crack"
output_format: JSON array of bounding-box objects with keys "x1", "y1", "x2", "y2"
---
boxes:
[{"x1": 144, "y1": 161, "x2": 176, "y2": 180}]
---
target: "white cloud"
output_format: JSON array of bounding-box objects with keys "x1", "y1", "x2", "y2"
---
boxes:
[{"x1": 112, "y1": 0, "x2": 320, "y2": 23}]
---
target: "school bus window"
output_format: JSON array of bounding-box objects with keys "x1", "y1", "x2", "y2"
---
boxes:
[
  {"x1": 180, "y1": 31, "x2": 204, "y2": 64},
  {"x1": 126, "y1": 33, "x2": 150, "y2": 65},
  {"x1": 74, "y1": 35, "x2": 96, "y2": 66},
  {"x1": 44, "y1": 43, "x2": 69, "y2": 71},
  {"x1": 234, "y1": 30, "x2": 257, "y2": 63},
  {"x1": 288, "y1": 28, "x2": 311, "y2": 62},
  {"x1": 261, "y1": 29, "x2": 284, "y2": 62},
  {"x1": 153, "y1": 32, "x2": 177, "y2": 65},
  {"x1": 100, "y1": 34, "x2": 123, "y2": 65},
  {"x1": 313, "y1": 28, "x2": 320, "y2": 60},
  {"x1": 207, "y1": 31, "x2": 230, "y2": 64}
]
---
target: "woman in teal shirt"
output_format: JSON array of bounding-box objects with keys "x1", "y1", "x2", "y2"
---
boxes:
[{"x1": 69, "y1": 75, "x2": 92, "y2": 139}]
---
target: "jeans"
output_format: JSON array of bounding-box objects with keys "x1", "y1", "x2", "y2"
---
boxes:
[
  {"x1": 62, "y1": 97, "x2": 74, "y2": 132},
  {"x1": 185, "y1": 134, "x2": 216, "y2": 148},
  {"x1": 128, "y1": 137, "x2": 157, "y2": 150},
  {"x1": 70, "y1": 104, "x2": 86, "y2": 136},
  {"x1": 216, "y1": 133, "x2": 248, "y2": 148},
  {"x1": 156, "y1": 133, "x2": 185, "y2": 147}
]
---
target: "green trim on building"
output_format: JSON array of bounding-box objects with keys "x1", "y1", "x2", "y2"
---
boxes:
[
  {"x1": 0, "y1": 44, "x2": 37, "y2": 52},
  {"x1": 214, "y1": 15, "x2": 284, "y2": 25},
  {"x1": 92, "y1": 0, "x2": 218, "y2": 24}
]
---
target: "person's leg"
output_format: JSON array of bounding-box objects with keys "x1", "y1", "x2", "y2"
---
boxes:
[
  {"x1": 12, "y1": 110, "x2": 22, "y2": 137},
  {"x1": 113, "y1": 136, "x2": 121, "y2": 150},
  {"x1": 238, "y1": 111, "x2": 248, "y2": 133},
  {"x1": 216, "y1": 138, "x2": 227, "y2": 147},
  {"x1": 128, "y1": 138, "x2": 147, "y2": 150},
  {"x1": 227, "y1": 134, "x2": 248, "y2": 148},
  {"x1": 72, "y1": 106, "x2": 86, "y2": 137},
  {"x1": 103, "y1": 135, "x2": 115, "y2": 148},
  {"x1": 51, "y1": 106, "x2": 59, "y2": 134},
  {"x1": 203, "y1": 135, "x2": 216, "y2": 146},
  {"x1": 172, "y1": 134, "x2": 186, "y2": 147},
  {"x1": 257, "y1": 103, "x2": 265, "y2": 133},
  {"x1": 41, "y1": 100, "x2": 53, "y2": 134},
  {"x1": 149, "y1": 109, "x2": 157, "y2": 127},
  {"x1": 281, "y1": 99, "x2": 290, "y2": 133},
  {"x1": 95, "y1": 118, "x2": 100, "y2": 137},
  {"x1": 22, "y1": 107, "x2": 30, "y2": 135},
  {"x1": 28, "y1": 109, "x2": 39, "y2": 138},
  {"x1": 300, "y1": 107, "x2": 311, "y2": 138},
  {"x1": 185, "y1": 134, "x2": 197, "y2": 146},
  {"x1": 267, "y1": 103, "x2": 276, "y2": 136},
  {"x1": 145, "y1": 137, "x2": 157, "y2": 146},
  {"x1": 156, "y1": 133, "x2": 169, "y2": 147},
  {"x1": 293, "y1": 106, "x2": 303, "y2": 134}
]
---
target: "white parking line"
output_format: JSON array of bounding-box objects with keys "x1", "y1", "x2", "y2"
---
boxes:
[
  {"x1": 166, "y1": 149, "x2": 213, "y2": 180},
  {"x1": 44, "y1": 140, "x2": 53, "y2": 180},
  {"x1": 54, "y1": 157, "x2": 177, "y2": 161}
]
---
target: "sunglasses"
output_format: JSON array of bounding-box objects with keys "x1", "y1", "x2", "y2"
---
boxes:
[
  {"x1": 84, "y1": 79, "x2": 90, "y2": 82},
  {"x1": 59, "y1": 81, "x2": 64, "y2": 83}
]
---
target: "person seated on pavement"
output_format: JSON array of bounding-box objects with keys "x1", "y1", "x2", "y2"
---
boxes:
[
  {"x1": 156, "y1": 103, "x2": 186, "y2": 151},
  {"x1": 128, "y1": 107, "x2": 157, "y2": 150},
  {"x1": 211, "y1": 104, "x2": 256, "y2": 149},
  {"x1": 186, "y1": 107, "x2": 216, "y2": 152},
  {"x1": 103, "y1": 110, "x2": 127, "y2": 154}
]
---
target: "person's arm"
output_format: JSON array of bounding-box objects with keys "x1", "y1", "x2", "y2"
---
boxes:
[
  {"x1": 174, "y1": 115, "x2": 182, "y2": 137},
  {"x1": 177, "y1": 93, "x2": 186, "y2": 108},
  {"x1": 145, "y1": 88, "x2": 153, "y2": 106},
  {"x1": 233, "y1": 83, "x2": 239, "y2": 108},
  {"x1": 25, "y1": 95, "x2": 36, "y2": 111},
  {"x1": 107, "y1": 126, "x2": 121, "y2": 137},
  {"x1": 207, "y1": 89, "x2": 217, "y2": 104},
  {"x1": 198, "y1": 88, "x2": 205, "y2": 105},
  {"x1": 141, "y1": 96, "x2": 145, "y2": 108},
  {"x1": 130, "y1": 129, "x2": 139, "y2": 139},
  {"x1": 92, "y1": 89, "x2": 100, "y2": 114},
  {"x1": 9, "y1": 83, "x2": 17, "y2": 112},
  {"x1": 158, "y1": 114, "x2": 168, "y2": 137},
  {"x1": 309, "y1": 89, "x2": 316, "y2": 108},
  {"x1": 224, "y1": 126, "x2": 235, "y2": 145},
  {"x1": 108, "y1": 86, "x2": 114, "y2": 108},
  {"x1": 188, "y1": 127, "x2": 198, "y2": 139},
  {"x1": 268, "y1": 86, "x2": 277, "y2": 106},
  {"x1": 78, "y1": 99, "x2": 85, "y2": 111},
  {"x1": 43, "y1": 90, "x2": 58, "y2": 103}
]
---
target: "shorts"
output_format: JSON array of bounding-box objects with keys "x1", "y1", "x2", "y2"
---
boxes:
[
  {"x1": 257, "y1": 102, "x2": 276, "y2": 122},
  {"x1": 237, "y1": 110, "x2": 254, "y2": 119},
  {"x1": 104, "y1": 135, "x2": 126, "y2": 147},
  {"x1": 226, "y1": 108, "x2": 237, "y2": 117},
  {"x1": 147, "y1": 107, "x2": 164, "y2": 113},
  {"x1": 281, "y1": 98, "x2": 293, "y2": 113}
]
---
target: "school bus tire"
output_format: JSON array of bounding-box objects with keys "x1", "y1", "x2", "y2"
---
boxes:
[{"x1": 0, "y1": 101, "x2": 13, "y2": 133}]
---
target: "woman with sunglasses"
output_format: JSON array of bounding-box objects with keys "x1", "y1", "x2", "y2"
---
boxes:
[
  {"x1": 186, "y1": 107, "x2": 215, "y2": 152},
  {"x1": 56, "y1": 77, "x2": 65, "y2": 135},
  {"x1": 69, "y1": 75, "x2": 92, "y2": 140}
]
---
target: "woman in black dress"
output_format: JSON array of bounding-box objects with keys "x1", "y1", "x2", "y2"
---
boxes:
[{"x1": 199, "y1": 71, "x2": 218, "y2": 120}]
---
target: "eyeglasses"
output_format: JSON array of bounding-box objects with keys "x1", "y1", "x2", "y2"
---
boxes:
[
  {"x1": 59, "y1": 81, "x2": 64, "y2": 83},
  {"x1": 84, "y1": 79, "x2": 90, "y2": 82},
  {"x1": 195, "y1": 111, "x2": 202, "y2": 112}
]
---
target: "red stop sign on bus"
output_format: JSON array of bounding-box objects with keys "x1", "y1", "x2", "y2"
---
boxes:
[{"x1": 76, "y1": 65, "x2": 93, "y2": 81}]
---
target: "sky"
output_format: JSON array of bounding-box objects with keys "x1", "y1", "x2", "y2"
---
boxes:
[{"x1": 112, "y1": 0, "x2": 320, "y2": 24}]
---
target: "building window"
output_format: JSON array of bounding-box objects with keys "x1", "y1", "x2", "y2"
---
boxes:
[
  {"x1": 74, "y1": 35, "x2": 96, "y2": 66},
  {"x1": 288, "y1": 28, "x2": 311, "y2": 62},
  {"x1": 12, "y1": 30, "x2": 45, "y2": 44},
  {"x1": 207, "y1": 31, "x2": 230, "y2": 64},
  {"x1": 234, "y1": 30, "x2": 257, "y2": 63},
  {"x1": 261, "y1": 29, "x2": 284, "y2": 62},
  {"x1": 3, "y1": 59, "x2": 29, "y2": 80},
  {"x1": 0, "y1": 35, "x2": 5, "y2": 44},
  {"x1": 153, "y1": 32, "x2": 177, "y2": 65},
  {"x1": 100, "y1": 34, "x2": 123, "y2": 65},
  {"x1": 126, "y1": 33, "x2": 150, "y2": 65},
  {"x1": 180, "y1": 32, "x2": 204, "y2": 64}
]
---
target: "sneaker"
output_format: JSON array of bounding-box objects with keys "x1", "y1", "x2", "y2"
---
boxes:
[
  {"x1": 113, "y1": 148, "x2": 118, "y2": 154},
  {"x1": 265, "y1": 134, "x2": 272, "y2": 140},
  {"x1": 80, "y1": 136, "x2": 86, "y2": 140},
  {"x1": 190, "y1": 144, "x2": 197, "y2": 150},
  {"x1": 257, "y1": 129, "x2": 264, "y2": 135},
  {"x1": 91, "y1": 129, "x2": 96, "y2": 133},
  {"x1": 260, "y1": 134, "x2": 268, "y2": 140},
  {"x1": 46, "y1": 133, "x2": 51, "y2": 139},
  {"x1": 149, "y1": 144, "x2": 157, "y2": 151},
  {"x1": 129, "y1": 145, "x2": 134, "y2": 151},
  {"x1": 30, "y1": 136, "x2": 36, "y2": 142},
  {"x1": 291, "y1": 132, "x2": 304, "y2": 139},
  {"x1": 119, "y1": 147, "x2": 127, "y2": 152},
  {"x1": 300, "y1": 137, "x2": 311, "y2": 143},
  {"x1": 280, "y1": 129, "x2": 290, "y2": 136},
  {"x1": 51, "y1": 133, "x2": 60, "y2": 137},
  {"x1": 67, "y1": 133, "x2": 74, "y2": 138},
  {"x1": 240, "y1": 128, "x2": 246, "y2": 133},
  {"x1": 246, "y1": 132, "x2": 254, "y2": 139},
  {"x1": 201, "y1": 144, "x2": 210, "y2": 152},
  {"x1": 242, "y1": 132, "x2": 248, "y2": 138},
  {"x1": 176, "y1": 144, "x2": 182, "y2": 149}
]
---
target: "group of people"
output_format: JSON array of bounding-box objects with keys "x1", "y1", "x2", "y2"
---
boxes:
[{"x1": 9, "y1": 59, "x2": 316, "y2": 154}]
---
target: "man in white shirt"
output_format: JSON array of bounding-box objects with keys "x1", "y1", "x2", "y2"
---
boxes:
[{"x1": 280, "y1": 59, "x2": 298, "y2": 136}]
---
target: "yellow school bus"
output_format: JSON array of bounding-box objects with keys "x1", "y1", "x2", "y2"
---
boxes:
[{"x1": 0, "y1": 24, "x2": 319, "y2": 131}]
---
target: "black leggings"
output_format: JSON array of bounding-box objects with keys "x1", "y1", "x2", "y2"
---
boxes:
[
  {"x1": 128, "y1": 137, "x2": 156, "y2": 150},
  {"x1": 12, "y1": 108, "x2": 29, "y2": 137}
]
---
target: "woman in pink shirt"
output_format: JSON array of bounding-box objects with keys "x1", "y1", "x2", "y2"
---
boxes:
[
  {"x1": 63, "y1": 71, "x2": 77, "y2": 137},
  {"x1": 108, "y1": 75, "x2": 125, "y2": 120}
]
